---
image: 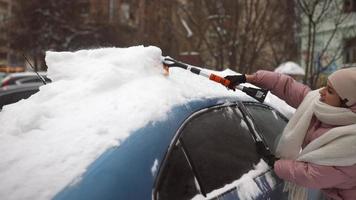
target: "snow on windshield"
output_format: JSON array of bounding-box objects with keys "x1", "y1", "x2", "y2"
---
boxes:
[{"x1": 0, "y1": 46, "x2": 292, "y2": 200}]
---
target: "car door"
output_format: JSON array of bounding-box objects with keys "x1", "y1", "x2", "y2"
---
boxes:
[
  {"x1": 154, "y1": 103, "x2": 287, "y2": 200},
  {"x1": 242, "y1": 102, "x2": 291, "y2": 199},
  {"x1": 242, "y1": 102, "x2": 289, "y2": 154}
]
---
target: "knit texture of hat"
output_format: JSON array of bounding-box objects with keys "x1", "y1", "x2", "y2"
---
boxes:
[{"x1": 328, "y1": 67, "x2": 356, "y2": 107}]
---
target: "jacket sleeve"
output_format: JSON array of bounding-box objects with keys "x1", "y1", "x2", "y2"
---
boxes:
[
  {"x1": 249, "y1": 70, "x2": 311, "y2": 108},
  {"x1": 274, "y1": 159, "x2": 349, "y2": 189}
]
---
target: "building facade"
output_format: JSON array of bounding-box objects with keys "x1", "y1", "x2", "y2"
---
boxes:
[
  {"x1": 0, "y1": 0, "x2": 24, "y2": 72},
  {"x1": 0, "y1": 0, "x2": 11, "y2": 66},
  {"x1": 299, "y1": 0, "x2": 356, "y2": 75},
  {"x1": 78, "y1": 0, "x2": 139, "y2": 26}
]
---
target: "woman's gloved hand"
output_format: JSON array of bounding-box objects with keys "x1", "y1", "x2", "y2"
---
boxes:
[
  {"x1": 255, "y1": 141, "x2": 279, "y2": 168},
  {"x1": 224, "y1": 75, "x2": 246, "y2": 90}
]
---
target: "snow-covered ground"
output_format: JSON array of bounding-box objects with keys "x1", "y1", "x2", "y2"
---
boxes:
[{"x1": 0, "y1": 46, "x2": 294, "y2": 200}]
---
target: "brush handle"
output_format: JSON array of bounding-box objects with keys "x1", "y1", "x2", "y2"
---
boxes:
[{"x1": 162, "y1": 56, "x2": 268, "y2": 103}]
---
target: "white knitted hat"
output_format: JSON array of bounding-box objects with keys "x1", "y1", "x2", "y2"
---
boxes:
[{"x1": 328, "y1": 67, "x2": 356, "y2": 107}]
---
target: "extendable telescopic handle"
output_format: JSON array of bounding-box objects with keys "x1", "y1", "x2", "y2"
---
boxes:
[{"x1": 162, "y1": 57, "x2": 268, "y2": 103}]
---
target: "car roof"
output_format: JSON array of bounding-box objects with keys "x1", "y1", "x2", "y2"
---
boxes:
[
  {"x1": 53, "y1": 96, "x2": 247, "y2": 200},
  {"x1": 0, "y1": 82, "x2": 43, "y2": 94},
  {"x1": 1, "y1": 72, "x2": 47, "y2": 86},
  {"x1": 4, "y1": 71, "x2": 47, "y2": 77},
  {"x1": 15, "y1": 76, "x2": 51, "y2": 84}
]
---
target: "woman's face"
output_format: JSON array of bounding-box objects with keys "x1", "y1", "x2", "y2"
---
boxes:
[{"x1": 319, "y1": 80, "x2": 342, "y2": 107}]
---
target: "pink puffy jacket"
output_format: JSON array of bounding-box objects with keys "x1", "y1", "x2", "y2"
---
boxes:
[{"x1": 250, "y1": 70, "x2": 356, "y2": 200}]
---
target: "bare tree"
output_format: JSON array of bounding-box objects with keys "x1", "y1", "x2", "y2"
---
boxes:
[
  {"x1": 174, "y1": 0, "x2": 299, "y2": 73},
  {"x1": 7, "y1": 0, "x2": 84, "y2": 69},
  {"x1": 6, "y1": 0, "x2": 134, "y2": 70},
  {"x1": 134, "y1": 0, "x2": 180, "y2": 56},
  {"x1": 297, "y1": 0, "x2": 351, "y2": 88},
  {"x1": 268, "y1": 0, "x2": 299, "y2": 66}
]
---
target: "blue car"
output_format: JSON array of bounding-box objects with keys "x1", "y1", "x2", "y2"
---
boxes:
[{"x1": 54, "y1": 96, "x2": 289, "y2": 200}]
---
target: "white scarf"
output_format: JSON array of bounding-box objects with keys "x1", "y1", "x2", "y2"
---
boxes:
[{"x1": 275, "y1": 90, "x2": 356, "y2": 200}]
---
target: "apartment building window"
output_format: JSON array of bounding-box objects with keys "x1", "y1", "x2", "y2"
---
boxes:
[
  {"x1": 0, "y1": 37, "x2": 6, "y2": 46},
  {"x1": 0, "y1": 0, "x2": 9, "y2": 22},
  {"x1": 344, "y1": 37, "x2": 356, "y2": 64},
  {"x1": 0, "y1": 1, "x2": 9, "y2": 10},
  {"x1": 78, "y1": 1, "x2": 90, "y2": 16},
  {"x1": 108, "y1": 0, "x2": 118, "y2": 22},
  {"x1": 120, "y1": 3, "x2": 130, "y2": 22},
  {"x1": 344, "y1": 0, "x2": 356, "y2": 12},
  {"x1": 0, "y1": 14, "x2": 5, "y2": 22},
  {"x1": 0, "y1": 52, "x2": 7, "y2": 60}
]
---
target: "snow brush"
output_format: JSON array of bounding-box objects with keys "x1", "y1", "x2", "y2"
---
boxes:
[{"x1": 162, "y1": 57, "x2": 268, "y2": 103}]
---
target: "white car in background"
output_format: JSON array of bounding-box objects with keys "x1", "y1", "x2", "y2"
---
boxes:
[{"x1": 1, "y1": 71, "x2": 49, "y2": 87}]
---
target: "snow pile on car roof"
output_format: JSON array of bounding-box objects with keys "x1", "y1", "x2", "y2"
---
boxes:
[
  {"x1": 0, "y1": 46, "x2": 246, "y2": 200},
  {"x1": 0, "y1": 46, "x2": 293, "y2": 200}
]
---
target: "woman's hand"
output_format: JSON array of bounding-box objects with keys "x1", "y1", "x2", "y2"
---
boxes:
[
  {"x1": 224, "y1": 75, "x2": 246, "y2": 90},
  {"x1": 224, "y1": 74, "x2": 255, "y2": 91}
]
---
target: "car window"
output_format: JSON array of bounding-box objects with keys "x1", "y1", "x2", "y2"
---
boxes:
[
  {"x1": 244, "y1": 103, "x2": 288, "y2": 153},
  {"x1": 156, "y1": 143, "x2": 200, "y2": 200},
  {"x1": 9, "y1": 76, "x2": 30, "y2": 85},
  {"x1": 179, "y1": 106, "x2": 259, "y2": 195},
  {"x1": 17, "y1": 77, "x2": 51, "y2": 84}
]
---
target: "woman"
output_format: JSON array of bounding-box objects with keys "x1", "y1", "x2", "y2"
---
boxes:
[{"x1": 225, "y1": 67, "x2": 356, "y2": 200}]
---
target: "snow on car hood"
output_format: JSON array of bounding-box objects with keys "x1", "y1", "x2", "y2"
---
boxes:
[{"x1": 0, "y1": 46, "x2": 292, "y2": 200}]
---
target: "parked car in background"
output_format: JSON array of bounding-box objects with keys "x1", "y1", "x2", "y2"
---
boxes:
[
  {"x1": 53, "y1": 96, "x2": 289, "y2": 200},
  {"x1": 0, "y1": 83, "x2": 42, "y2": 110},
  {"x1": 1, "y1": 72, "x2": 48, "y2": 87},
  {"x1": 0, "y1": 72, "x2": 6, "y2": 82},
  {"x1": 15, "y1": 76, "x2": 51, "y2": 85}
]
